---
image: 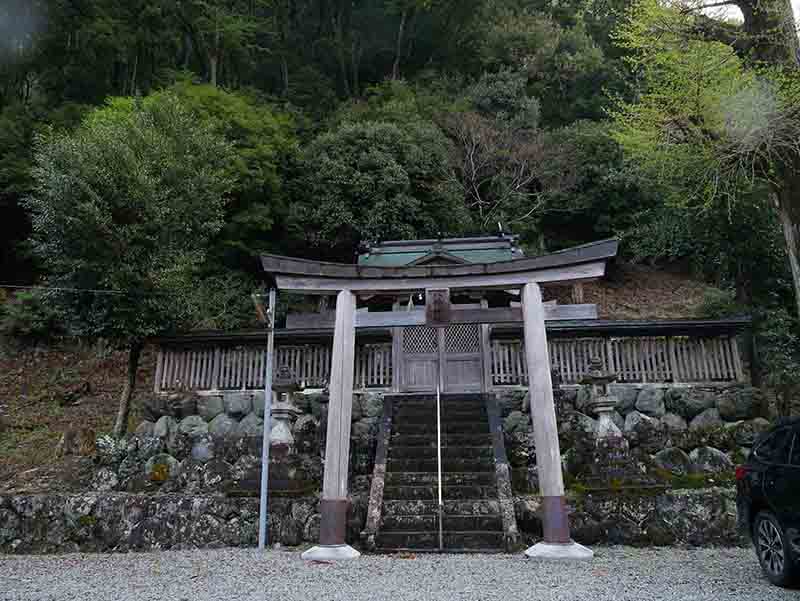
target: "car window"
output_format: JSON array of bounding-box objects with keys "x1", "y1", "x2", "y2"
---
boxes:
[{"x1": 754, "y1": 428, "x2": 793, "y2": 464}]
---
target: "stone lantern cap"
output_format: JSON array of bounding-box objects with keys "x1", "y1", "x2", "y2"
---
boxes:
[
  {"x1": 579, "y1": 357, "x2": 617, "y2": 388},
  {"x1": 580, "y1": 357, "x2": 620, "y2": 417},
  {"x1": 273, "y1": 365, "x2": 301, "y2": 394}
]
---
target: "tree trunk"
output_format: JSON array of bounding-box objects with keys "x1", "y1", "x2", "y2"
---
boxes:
[
  {"x1": 332, "y1": 15, "x2": 351, "y2": 97},
  {"x1": 775, "y1": 186, "x2": 800, "y2": 320},
  {"x1": 737, "y1": 0, "x2": 799, "y2": 66},
  {"x1": 737, "y1": 0, "x2": 800, "y2": 318},
  {"x1": 113, "y1": 341, "x2": 143, "y2": 438},
  {"x1": 130, "y1": 51, "x2": 139, "y2": 96},
  {"x1": 392, "y1": 8, "x2": 408, "y2": 80},
  {"x1": 211, "y1": 5, "x2": 221, "y2": 88},
  {"x1": 351, "y1": 40, "x2": 361, "y2": 96},
  {"x1": 210, "y1": 53, "x2": 218, "y2": 87},
  {"x1": 281, "y1": 56, "x2": 290, "y2": 97}
]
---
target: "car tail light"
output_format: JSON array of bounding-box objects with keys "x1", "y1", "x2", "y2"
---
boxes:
[{"x1": 735, "y1": 465, "x2": 750, "y2": 481}]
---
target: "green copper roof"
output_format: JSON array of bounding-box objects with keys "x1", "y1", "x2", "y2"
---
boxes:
[{"x1": 358, "y1": 236, "x2": 524, "y2": 267}]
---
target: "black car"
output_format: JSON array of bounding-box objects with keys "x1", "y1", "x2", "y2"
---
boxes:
[{"x1": 736, "y1": 417, "x2": 800, "y2": 587}]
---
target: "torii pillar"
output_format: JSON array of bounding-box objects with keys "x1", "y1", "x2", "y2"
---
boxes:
[
  {"x1": 301, "y1": 289, "x2": 360, "y2": 560},
  {"x1": 521, "y1": 282, "x2": 592, "y2": 560}
]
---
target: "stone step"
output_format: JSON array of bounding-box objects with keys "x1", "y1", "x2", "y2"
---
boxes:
[
  {"x1": 391, "y1": 433, "x2": 492, "y2": 446},
  {"x1": 383, "y1": 484, "x2": 498, "y2": 501},
  {"x1": 375, "y1": 530, "x2": 505, "y2": 551},
  {"x1": 393, "y1": 396, "x2": 484, "y2": 406},
  {"x1": 388, "y1": 393, "x2": 484, "y2": 401},
  {"x1": 381, "y1": 499, "x2": 501, "y2": 517},
  {"x1": 389, "y1": 445, "x2": 494, "y2": 460},
  {"x1": 387, "y1": 457, "x2": 495, "y2": 472},
  {"x1": 385, "y1": 471, "x2": 495, "y2": 486},
  {"x1": 380, "y1": 513, "x2": 503, "y2": 531},
  {"x1": 393, "y1": 421, "x2": 489, "y2": 435},
  {"x1": 393, "y1": 409, "x2": 488, "y2": 422}
]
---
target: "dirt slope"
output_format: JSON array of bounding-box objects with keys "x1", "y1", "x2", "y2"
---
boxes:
[
  {"x1": 0, "y1": 343, "x2": 157, "y2": 491},
  {"x1": 547, "y1": 262, "x2": 713, "y2": 320}
]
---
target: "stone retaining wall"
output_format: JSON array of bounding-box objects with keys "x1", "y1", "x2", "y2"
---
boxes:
[
  {"x1": 93, "y1": 390, "x2": 385, "y2": 495},
  {"x1": 0, "y1": 493, "x2": 367, "y2": 554},
  {"x1": 496, "y1": 383, "x2": 769, "y2": 491},
  {"x1": 0, "y1": 488, "x2": 741, "y2": 554},
  {"x1": 519, "y1": 488, "x2": 743, "y2": 547}
]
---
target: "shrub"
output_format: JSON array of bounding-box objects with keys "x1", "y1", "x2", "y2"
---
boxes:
[
  {"x1": 696, "y1": 288, "x2": 746, "y2": 319},
  {"x1": 0, "y1": 291, "x2": 62, "y2": 345}
]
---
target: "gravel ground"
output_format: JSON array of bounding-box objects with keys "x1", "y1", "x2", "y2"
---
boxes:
[{"x1": 1, "y1": 546, "x2": 796, "y2": 601}]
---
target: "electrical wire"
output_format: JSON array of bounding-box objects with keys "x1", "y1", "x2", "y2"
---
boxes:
[{"x1": 0, "y1": 284, "x2": 146, "y2": 296}]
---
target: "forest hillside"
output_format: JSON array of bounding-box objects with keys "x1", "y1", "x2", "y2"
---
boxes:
[{"x1": 1, "y1": 0, "x2": 800, "y2": 448}]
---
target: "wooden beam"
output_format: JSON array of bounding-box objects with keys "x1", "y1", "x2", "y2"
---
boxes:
[
  {"x1": 274, "y1": 260, "x2": 607, "y2": 294},
  {"x1": 286, "y1": 304, "x2": 598, "y2": 329},
  {"x1": 262, "y1": 239, "x2": 618, "y2": 281}
]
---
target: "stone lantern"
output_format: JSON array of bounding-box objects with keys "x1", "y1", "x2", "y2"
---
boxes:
[
  {"x1": 270, "y1": 365, "x2": 301, "y2": 456},
  {"x1": 580, "y1": 358, "x2": 622, "y2": 439},
  {"x1": 580, "y1": 357, "x2": 631, "y2": 488}
]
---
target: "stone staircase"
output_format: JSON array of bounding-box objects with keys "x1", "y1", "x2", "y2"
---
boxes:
[{"x1": 374, "y1": 393, "x2": 506, "y2": 552}]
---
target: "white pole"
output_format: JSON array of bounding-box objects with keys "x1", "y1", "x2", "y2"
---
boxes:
[{"x1": 258, "y1": 288, "x2": 276, "y2": 550}]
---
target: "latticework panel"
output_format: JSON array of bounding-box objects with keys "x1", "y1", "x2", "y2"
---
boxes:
[
  {"x1": 403, "y1": 326, "x2": 438, "y2": 354},
  {"x1": 445, "y1": 324, "x2": 481, "y2": 353}
]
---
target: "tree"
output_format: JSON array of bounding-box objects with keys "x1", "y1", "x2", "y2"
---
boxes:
[
  {"x1": 539, "y1": 120, "x2": 658, "y2": 248},
  {"x1": 168, "y1": 80, "x2": 298, "y2": 269},
  {"x1": 613, "y1": 0, "x2": 800, "y2": 317},
  {"x1": 479, "y1": 7, "x2": 622, "y2": 126},
  {"x1": 173, "y1": 0, "x2": 267, "y2": 87},
  {"x1": 25, "y1": 93, "x2": 234, "y2": 437},
  {"x1": 292, "y1": 119, "x2": 469, "y2": 258},
  {"x1": 443, "y1": 70, "x2": 577, "y2": 243}
]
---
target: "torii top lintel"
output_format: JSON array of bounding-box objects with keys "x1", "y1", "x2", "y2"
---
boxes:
[{"x1": 260, "y1": 239, "x2": 618, "y2": 295}]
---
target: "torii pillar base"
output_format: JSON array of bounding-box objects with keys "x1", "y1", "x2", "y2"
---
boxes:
[
  {"x1": 525, "y1": 541, "x2": 594, "y2": 561},
  {"x1": 301, "y1": 544, "x2": 360, "y2": 561}
]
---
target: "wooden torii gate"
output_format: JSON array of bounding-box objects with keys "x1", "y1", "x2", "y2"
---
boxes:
[{"x1": 261, "y1": 239, "x2": 618, "y2": 560}]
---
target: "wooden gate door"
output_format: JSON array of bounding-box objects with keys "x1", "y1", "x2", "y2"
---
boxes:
[
  {"x1": 442, "y1": 324, "x2": 483, "y2": 392},
  {"x1": 400, "y1": 324, "x2": 484, "y2": 392},
  {"x1": 401, "y1": 326, "x2": 439, "y2": 391}
]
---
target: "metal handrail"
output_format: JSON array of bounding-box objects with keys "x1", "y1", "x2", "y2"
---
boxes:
[{"x1": 436, "y1": 378, "x2": 444, "y2": 551}]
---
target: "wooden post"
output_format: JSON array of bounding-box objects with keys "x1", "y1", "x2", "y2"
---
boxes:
[
  {"x1": 521, "y1": 282, "x2": 591, "y2": 560},
  {"x1": 734, "y1": 335, "x2": 748, "y2": 384},
  {"x1": 667, "y1": 337, "x2": 680, "y2": 383},
  {"x1": 480, "y1": 297, "x2": 492, "y2": 392},
  {"x1": 437, "y1": 327, "x2": 446, "y2": 392},
  {"x1": 302, "y1": 289, "x2": 360, "y2": 561},
  {"x1": 571, "y1": 282, "x2": 584, "y2": 304},
  {"x1": 154, "y1": 348, "x2": 164, "y2": 394}
]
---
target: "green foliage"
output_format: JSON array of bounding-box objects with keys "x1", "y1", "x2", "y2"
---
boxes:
[
  {"x1": 292, "y1": 120, "x2": 469, "y2": 258},
  {"x1": 539, "y1": 120, "x2": 657, "y2": 247},
  {"x1": 469, "y1": 70, "x2": 540, "y2": 128},
  {"x1": 0, "y1": 291, "x2": 61, "y2": 344},
  {"x1": 610, "y1": 24, "x2": 754, "y2": 205},
  {"x1": 651, "y1": 468, "x2": 735, "y2": 490},
  {"x1": 480, "y1": 8, "x2": 620, "y2": 126},
  {"x1": 756, "y1": 308, "x2": 800, "y2": 416},
  {"x1": 179, "y1": 272, "x2": 261, "y2": 331},
  {"x1": 25, "y1": 92, "x2": 234, "y2": 345},
  {"x1": 611, "y1": 0, "x2": 800, "y2": 209},
  {"x1": 167, "y1": 80, "x2": 298, "y2": 269},
  {"x1": 696, "y1": 288, "x2": 746, "y2": 319},
  {"x1": 332, "y1": 80, "x2": 462, "y2": 128}
]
